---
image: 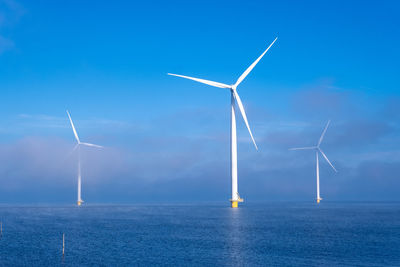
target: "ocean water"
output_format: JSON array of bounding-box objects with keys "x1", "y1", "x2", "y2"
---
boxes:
[{"x1": 0, "y1": 202, "x2": 399, "y2": 266}]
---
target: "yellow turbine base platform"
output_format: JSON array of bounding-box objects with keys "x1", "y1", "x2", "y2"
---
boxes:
[
  {"x1": 317, "y1": 198, "x2": 322, "y2": 204},
  {"x1": 77, "y1": 201, "x2": 83, "y2": 206},
  {"x1": 230, "y1": 198, "x2": 244, "y2": 208}
]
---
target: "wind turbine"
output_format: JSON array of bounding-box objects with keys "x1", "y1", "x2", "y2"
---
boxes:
[
  {"x1": 289, "y1": 120, "x2": 337, "y2": 203},
  {"x1": 66, "y1": 110, "x2": 103, "y2": 206},
  {"x1": 168, "y1": 37, "x2": 277, "y2": 208}
]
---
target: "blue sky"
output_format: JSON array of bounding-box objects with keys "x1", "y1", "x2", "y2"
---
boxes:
[{"x1": 0, "y1": 0, "x2": 399, "y2": 203}]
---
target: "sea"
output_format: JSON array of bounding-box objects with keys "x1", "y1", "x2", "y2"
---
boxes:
[{"x1": 0, "y1": 202, "x2": 399, "y2": 266}]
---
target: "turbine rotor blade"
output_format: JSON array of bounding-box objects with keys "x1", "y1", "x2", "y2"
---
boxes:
[
  {"x1": 168, "y1": 73, "x2": 231, "y2": 89},
  {"x1": 318, "y1": 148, "x2": 337, "y2": 172},
  {"x1": 233, "y1": 90, "x2": 258, "y2": 150},
  {"x1": 66, "y1": 110, "x2": 80, "y2": 143},
  {"x1": 318, "y1": 120, "x2": 331, "y2": 146},
  {"x1": 289, "y1": 146, "x2": 317, "y2": 150},
  {"x1": 80, "y1": 142, "x2": 103, "y2": 148},
  {"x1": 235, "y1": 37, "x2": 278, "y2": 87},
  {"x1": 73, "y1": 144, "x2": 79, "y2": 151},
  {"x1": 64, "y1": 144, "x2": 79, "y2": 161}
]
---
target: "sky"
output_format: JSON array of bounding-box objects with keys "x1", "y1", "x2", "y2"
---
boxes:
[{"x1": 0, "y1": 0, "x2": 399, "y2": 203}]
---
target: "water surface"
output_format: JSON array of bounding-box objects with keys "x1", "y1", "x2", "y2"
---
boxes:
[{"x1": 0, "y1": 202, "x2": 399, "y2": 266}]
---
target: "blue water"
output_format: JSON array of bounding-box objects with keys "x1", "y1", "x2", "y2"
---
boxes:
[{"x1": 0, "y1": 202, "x2": 399, "y2": 266}]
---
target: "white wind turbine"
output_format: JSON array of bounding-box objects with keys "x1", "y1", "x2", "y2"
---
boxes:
[
  {"x1": 67, "y1": 110, "x2": 103, "y2": 206},
  {"x1": 168, "y1": 37, "x2": 277, "y2": 208},
  {"x1": 289, "y1": 120, "x2": 337, "y2": 203}
]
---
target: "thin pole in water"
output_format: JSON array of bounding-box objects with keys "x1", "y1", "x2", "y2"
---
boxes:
[{"x1": 62, "y1": 233, "x2": 65, "y2": 256}]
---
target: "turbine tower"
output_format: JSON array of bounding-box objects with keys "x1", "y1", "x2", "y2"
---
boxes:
[
  {"x1": 67, "y1": 110, "x2": 103, "y2": 206},
  {"x1": 290, "y1": 120, "x2": 337, "y2": 203},
  {"x1": 168, "y1": 37, "x2": 277, "y2": 208}
]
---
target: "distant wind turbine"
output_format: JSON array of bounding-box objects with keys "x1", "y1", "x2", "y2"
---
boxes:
[
  {"x1": 67, "y1": 111, "x2": 103, "y2": 206},
  {"x1": 289, "y1": 120, "x2": 337, "y2": 203},
  {"x1": 168, "y1": 37, "x2": 277, "y2": 208}
]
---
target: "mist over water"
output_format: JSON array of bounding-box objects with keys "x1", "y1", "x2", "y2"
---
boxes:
[{"x1": 0, "y1": 202, "x2": 399, "y2": 266}]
